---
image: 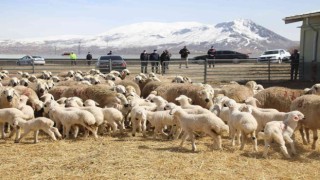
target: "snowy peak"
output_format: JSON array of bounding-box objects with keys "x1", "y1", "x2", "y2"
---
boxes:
[{"x1": 0, "y1": 19, "x2": 296, "y2": 55}]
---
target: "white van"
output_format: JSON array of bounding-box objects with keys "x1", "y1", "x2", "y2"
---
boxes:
[{"x1": 257, "y1": 49, "x2": 291, "y2": 63}]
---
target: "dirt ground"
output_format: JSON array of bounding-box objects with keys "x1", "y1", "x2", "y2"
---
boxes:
[{"x1": 1, "y1": 130, "x2": 320, "y2": 179}]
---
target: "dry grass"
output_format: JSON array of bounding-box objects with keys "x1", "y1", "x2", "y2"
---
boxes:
[{"x1": 1, "y1": 131, "x2": 320, "y2": 179}]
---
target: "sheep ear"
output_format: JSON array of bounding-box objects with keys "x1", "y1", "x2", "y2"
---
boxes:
[
  {"x1": 175, "y1": 97, "x2": 180, "y2": 101},
  {"x1": 95, "y1": 102, "x2": 100, "y2": 106},
  {"x1": 293, "y1": 115, "x2": 300, "y2": 121},
  {"x1": 188, "y1": 98, "x2": 192, "y2": 103}
]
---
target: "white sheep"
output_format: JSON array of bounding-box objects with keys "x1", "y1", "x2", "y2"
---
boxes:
[
  {"x1": 175, "y1": 95, "x2": 203, "y2": 110},
  {"x1": 130, "y1": 106, "x2": 147, "y2": 137},
  {"x1": 169, "y1": 106, "x2": 229, "y2": 151},
  {"x1": 84, "y1": 99, "x2": 100, "y2": 107},
  {"x1": 44, "y1": 101, "x2": 97, "y2": 139},
  {"x1": 20, "y1": 78, "x2": 30, "y2": 87},
  {"x1": 226, "y1": 99, "x2": 258, "y2": 151},
  {"x1": 14, "y1": 117, "x2": 62, "y2": 143},
  {"x1": 145, "y1": 110, "x2": 179, "y2": 139},
  {"x1": 52, "y1": 76, "x2": 61, "y2": 83},
  {"x1": 17, "y1": 95, "x2": 34, "y2": 120},
  {"x1": 9, "y1": 77, "x2": 20, "y2": 87},
  {"x1": 22, "y1": 72, "x2": 30, "y2": 78},
  {"x1": 0, "y1": 108, "x2": 31, "y2": 139},
  {"x1": 258, "y1": 111, "x2": 304, "y2": 158},
  {"x1": 150, "y1": 96, "x2": 168, "y2": 111}
]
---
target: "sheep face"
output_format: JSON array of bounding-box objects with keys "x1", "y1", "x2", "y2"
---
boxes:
[
  {"x1": 199, "y1": 90, "x2": 213, "y2": 103},
  {"x1": 288, "y1": 111, "x2": 305, "y2": 122},
  {"x1": 175, "y1": 95, "x2": 192, "y2": 105},
  {"x1": 37, "y1": 82, "x2": 48, "y2": 94},
  {"x1": 3, "y1": 88, "x2": 17, "y2": 102},
  {"x1": 9, "y1": 77, "x2": 20, "y2": 87},
  {"x1": 164, "y1": 102, "x2": 177, "y2": 111}
]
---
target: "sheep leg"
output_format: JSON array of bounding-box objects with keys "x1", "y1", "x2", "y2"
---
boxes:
[
  {"x1": 251, "y1": 131, "x2": 258, "y2": 152},
  {"x1": 180, "y1": 132, "x2": 189, "y2": 148},
  {"x1": 84, "y1": 125, "x2": 98, "y2": 139},
  {"x1": 312, "y1": 129, "x2": 318, "y2": 150},
  {"x1": 0, "y1": 123, "x2": 6, "y2": 139},
  {"x1": 173, "y1": 126, "x2": 182, "y2": 140},
  {"x1": 306, "y1": 128, "x2": 310, "y2": 144},
  {"x1": 240, "y1": 131, "x2": 246, "y2": 150},
  {"x1": 283, "y1": 134, "x2": 296, "y2": 155},
  {"x1": 229, "y1": 128, "x2": 235, "y2": 146},
  {"x1": 299, "y1": 127, "x2": 308, "y2": 145},
  {"x1": 43, "y1": 128, "x2": 57, "y2": 141},
  {"x1": 235, "y1": 130, "x2": 241, "y2": 146},
  {"x1": 110, "y1": 121, "x2": 118, "y2": 133},
  {"x1": 190, "y1": 133, "x2": 197, "y2": 151},
  {"x1": 50, "y1": 127, "x2": 62, "y2": 139},
  {"x1": 142, "y1": 120, "x2": 147, "y2": 137},
  {"x1": 274, "y1": 135, "x2": 290, "y2": 158},
  {"x1": 205, "y1": 129, "x2": 221, "y2": 150},
  {"x1": 34, "y1": 130, "x2": 39, "y2": 143},
  {"x1": 262, "y1": 138, "x2": 272, "y2": 158},
  {"x1": 65, "y1": 125, "x2": 71, "y2": 139},
  {"x1": 73, "y1": 126, "x2": 79, "y2": 138},
  {"x1": 15, "y1": 129, "x2": 31, "y2": 143},
  {"x1": 132, "y1": 121, "x2": 137, "y2": 137}
]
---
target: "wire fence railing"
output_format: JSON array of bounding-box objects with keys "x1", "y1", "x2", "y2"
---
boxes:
[{"x1": 0, "y1": 58, "x2": 295, "y2": 83}]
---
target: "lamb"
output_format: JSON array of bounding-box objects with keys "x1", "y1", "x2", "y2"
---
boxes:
[
  {"x1": 17, "y1": 95, "x2": 35, "y2": 120},
  {"x1": 0, "y1": 108, "x2": 31, "y2": 139},
  {"x1": 145, "y1": 110, "x2": 179, "y2": 139},
  {"x1": 84, "y1": 99, "x2": 100, "y2": 107},
  {"x1": 169, "y1": 106, "x2": 229, "y2": 151},
  {"x1": 258, "y1": 111, "x2": 304, "y2": 158},
  {"x1": 290, "y1": 94, "x2": 320, "y2": 149},
  {"x1": 130, "y1": 106, "x2": 147, "y2": 137},
  {"x1": 101, "y1": 107, "x2": 125, "y2": 133},
  {"x1": 175, "y1": 95, "x2": 203, "y2": 110},
  {"x1": 14, "y1": 117, "x2": 62, "y2": 143},
  {"x1": 115, "y1": 85, "x2": 126, "y2": 94},
  {"x1": 226, "y1": 99, "x2": 258, "y2": 151},
  {"x1": 240, "y1": 104, "x2": 288, "y2": 134},
  {"x1": 150, "y1": 96, "x2": 168, "y2": 111},
  {"x1": 22, "y1": 72, "x2": 30, "y2": 78},
  {"x1": 45, "y1": 101, "x2": 98, "y2": 139},
  {"x1": 40, "y1": 93, "x2": 55, "y2": 103}
]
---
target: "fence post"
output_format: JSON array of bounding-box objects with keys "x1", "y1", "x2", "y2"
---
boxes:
[
  {"x1": 204, "y1": 59, "x2": 207, "y2": 84},
  {"x1": 109, "y1": 59, "x2": 112, "y2": 72},
  {"x1": 32, "y1": 60, "x2": 35, "y2": 73},
  {"x1": 268, "y1": 59, "x2": 271, "y2": 81}
]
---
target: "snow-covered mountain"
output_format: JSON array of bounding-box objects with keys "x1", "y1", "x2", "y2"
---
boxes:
[{"x1": 0, "y1": 19, "x2": 297, "y2": 56}]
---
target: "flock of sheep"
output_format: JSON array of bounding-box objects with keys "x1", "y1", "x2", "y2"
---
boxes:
[{"x1": 0, "y1": 68, "x2": 319, "y2": 159}]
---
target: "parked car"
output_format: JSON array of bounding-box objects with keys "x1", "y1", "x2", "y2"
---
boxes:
[
  {"x1": 191, "y1": 50, "x2": 249, "y2": 64},
  {"x1": 257, "y1": 49, "x2": 291, "y2": 63},
  {"x1": 17, "y1": 55, "x2": 45, "y2": 65},
  {"x1": 96, "y1": 55, "x2": 127, "y2": 73}
]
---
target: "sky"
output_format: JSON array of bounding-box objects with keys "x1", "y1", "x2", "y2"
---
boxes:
[{"x1": 0, "y1": 0, "x2": 319, "y2": 41}]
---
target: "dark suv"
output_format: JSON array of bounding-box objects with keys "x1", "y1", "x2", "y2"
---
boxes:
[
  {"x1": 192, "y1": 50, "x2": 249, "y2": 64},
  {"x1": 96, "y1": 55, "x2": 127, "y2": 73}
]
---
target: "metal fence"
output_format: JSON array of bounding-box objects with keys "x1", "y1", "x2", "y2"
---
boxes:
[{"x1": 0, "y1": 58, "x2": 294, "y2": 83}]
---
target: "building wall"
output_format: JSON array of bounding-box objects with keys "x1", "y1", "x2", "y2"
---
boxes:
[{"x1": 300, "y1": 16, "x2": 320, "y2": 81}]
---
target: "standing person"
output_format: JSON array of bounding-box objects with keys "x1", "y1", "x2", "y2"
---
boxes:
[
  {"x1": 179, "y1": 46, "x2": 190, "y2": 68},
  {"x1": 207, "y1": 46, "x2": 216, "y2": 68},
  {"x1": 107, "y1": 51, "x2": 112, "y2": 55},
  {"x1": 70, "y1": 52, "x2": 77, "y2": 66},
  {"x1": 86, "y1": 52, "x2": 93, "y2": 66},
  {"x1": 290, "y1": 49, "x2": 300, "y2": 80},
  {"x1": 149, "y1": 50, "x2": 160, "y2": 73},
  {"x1": 140, "y1": 50, "x2": 149, "y2": 73},
  {"x1": 160, "y1": 50, "x2": 171, "y2": 74}
]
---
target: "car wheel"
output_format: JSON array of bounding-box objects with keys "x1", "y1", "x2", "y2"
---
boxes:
[{"x1": 278, "y1": 58, "x2": 282, "y2": 64}]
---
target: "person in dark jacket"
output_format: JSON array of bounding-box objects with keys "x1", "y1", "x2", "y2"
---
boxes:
[
  {"x1": 140, "y1": 50, "x2": 149, "y2": 73},
  {"x1": 179, "y1": 46, "x2": 190, "y2": 68},
  {"x1": 86, "y1": 52, "x2": 93, "y2": 66},
  {"x1": 290, "y1": 49, "x2": 300, "y2": 80},
  {"x1": 149, "y1": 50, "x2": 160, "y2": 73},
  {"x1": 207, "y1": 46, "x2": 216, "y2": 68},
  {"x1": 160, "y1": 50, "x2": 171, "y2": 74},
  {"x1": 107, "y1": 50, "x2": 112, "y2": 55}
]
